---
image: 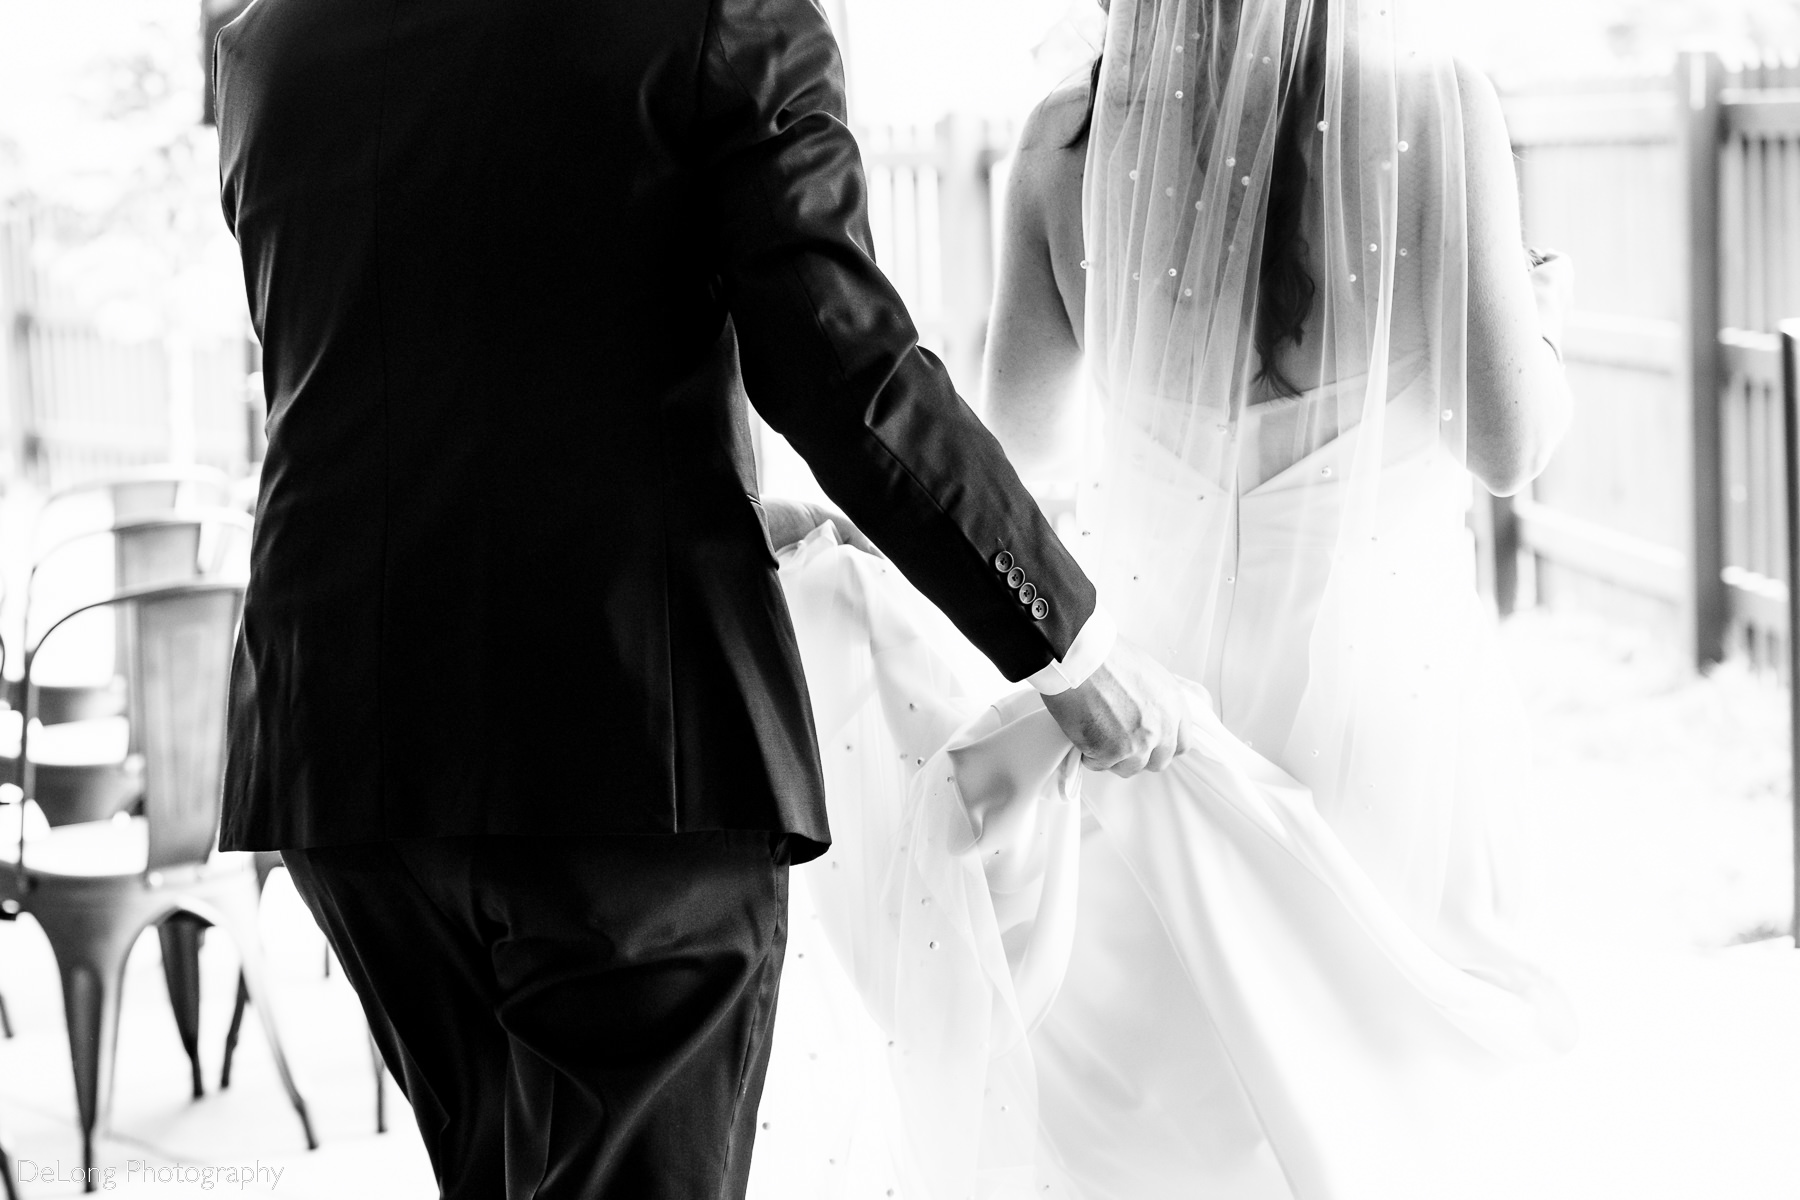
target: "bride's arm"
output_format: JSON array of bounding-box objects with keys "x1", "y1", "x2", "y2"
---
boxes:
[
  {"x1": 760, "y1": 497, "x2": 879, "y2": 556},
  {"x1": 1458, "y1": 62, "x2": 1574, "y2": 497},
  {"x1": 981, "y1": 95, "x2": 1088, "y2": 483}
]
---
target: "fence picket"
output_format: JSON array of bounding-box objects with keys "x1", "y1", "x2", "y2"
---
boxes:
[{"x1": 0, "y1": 211, "x2": 250, "y2": 490}]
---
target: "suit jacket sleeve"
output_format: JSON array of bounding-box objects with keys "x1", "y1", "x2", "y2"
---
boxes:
[{"x1": 697, "y1": 0, "x2": 1097, "y2": 683}]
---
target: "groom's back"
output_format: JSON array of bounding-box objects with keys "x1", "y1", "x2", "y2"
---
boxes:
[{"x1": 214, "y1": 0, "x2": 822, "y2": 850}]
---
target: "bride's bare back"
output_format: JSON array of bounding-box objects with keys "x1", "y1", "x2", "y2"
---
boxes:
[{"x1": 982, "y1": 56, "x2": 1571, "y2": 497}]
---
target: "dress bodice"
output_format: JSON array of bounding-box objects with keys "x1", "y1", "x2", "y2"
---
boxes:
[
  {"x1": 1207, "y1": 362, "x2": 1466, "y2": 759},
  {"x1": 1075, "y1": 357, "x2": 1469, "y2": 771}
]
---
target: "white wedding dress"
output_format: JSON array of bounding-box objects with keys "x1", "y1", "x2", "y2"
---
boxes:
[
  {"x1": 746, "y1": 363, "x2": 1573, "y2": 1200},
  {"x1": 747, "y1": 2, "x2": 1572, "y2": 1195}
]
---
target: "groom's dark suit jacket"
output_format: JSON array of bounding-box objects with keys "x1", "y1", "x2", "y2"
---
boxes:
[{"x1": 213, "y1": 0, "x2": 1095, "y2": 861}]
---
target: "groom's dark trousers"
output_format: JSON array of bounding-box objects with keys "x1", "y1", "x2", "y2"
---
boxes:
[
  {"x1": 284, "y1": 833, "x2": 786, "y2": 1198},
  {"x1": 213, "y1": 0, "x2": 1098, "y2": 1196}
]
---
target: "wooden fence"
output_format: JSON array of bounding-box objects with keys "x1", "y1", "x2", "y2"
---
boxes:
[
  {"x1": 0, "y1": 211, "x2": 253, "y2": 495},
  {"x1": 855, "y1": 116, "x2": 1014, "y2": 397},
  {"x1": 753, "y1": 116, "x2": 1013, "y2": 501},
  {"x1": 1498, "y1": 52, "x2": 1800, "y2": 675},
  {"x1": 11, "y1": 316, "x2": 252, "y2": 486},
  {"x1": 1716, "y1": 77, "x2": 1800, "y2": 677}
]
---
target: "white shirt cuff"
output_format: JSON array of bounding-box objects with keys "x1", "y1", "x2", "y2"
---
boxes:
[{"x1": 1027, "y1": 605, "x2": 1117, "y2": 696}]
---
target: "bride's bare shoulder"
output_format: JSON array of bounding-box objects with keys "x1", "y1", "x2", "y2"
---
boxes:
[
  {"x1": 1449, "y1": 57, "x2": 1506, "y2": 136},
  {"x1": 1375, "y1": 52, "x2": 1501, "y2": 158},
  {"x1": 1395, "y1": 54, "x2": 1498, "y2": 121},
  {"x1": 1017, "y1": 73, "x2": 1094, "y2": 156},
  {"x1": 1006, "y1": 72, "x2": 1092, "y2": 238}
]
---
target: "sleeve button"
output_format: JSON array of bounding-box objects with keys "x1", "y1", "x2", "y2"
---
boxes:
[
  {"x1": 1018, "y1": 582, "x2": 1038, "y2": 605},
  {"x1": 993, "y1": 551, "x2": 1014, "y2": 572},
  {"x1": 1031, "y1": 598, "x2": 1050, "y2": 621},
  {"x1": 1005, "y1": 567, "x2": 1026, "y2": 589}
]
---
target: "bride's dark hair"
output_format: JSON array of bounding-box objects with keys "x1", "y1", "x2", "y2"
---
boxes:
[{"x1": 1069, "y1": 0, "x2": 1328, "y2": 397}]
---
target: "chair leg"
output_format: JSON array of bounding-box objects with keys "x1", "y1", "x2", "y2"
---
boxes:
[
  {"x1": 230, "y1": 946, "x2": 381, "y2": 1135},
  {"x1": 222, "y1": 853, "x2": 279, "y2": 1089},
  {"x1": 210, "y1": 888, "x2": 317, "y2": 1151},
  {"x1": 0, "y1": 1129, "x2": 18, "y2": 1200},
  {"x1": 219, "y1": 971, "x2": 249, "y2": 1090},
  {"x1": 44, "y1": 933, "x2": 134, "y2": 1192},
  {"x1": 0, "y1": 986, "x2": 13, "y2": 1038},
  {"x1": 156, "y1": 915, "x2": 208, "y2": 1099},
  {"x1": 370, "y1": 1031, "x2": 386, "y2": 1134}
]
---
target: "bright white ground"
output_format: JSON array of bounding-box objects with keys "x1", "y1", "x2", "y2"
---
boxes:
[
  {"x1": 0, "y1": 870, "x2": 434, "y2": 1199},
  {"x1": 0, "y1": 606, "x2": 1795, "y2": 1198}
]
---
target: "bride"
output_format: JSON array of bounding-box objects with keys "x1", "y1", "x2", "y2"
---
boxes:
[{"x1": 750, "y1": 0, "x2": 1576, "y2": 1195}]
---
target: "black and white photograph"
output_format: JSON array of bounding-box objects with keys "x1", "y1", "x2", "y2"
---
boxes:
[{"x1": 0, "y1": 0, "x2": 1796, "y2": 1195}]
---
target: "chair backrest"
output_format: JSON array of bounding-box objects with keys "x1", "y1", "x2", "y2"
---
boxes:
[
  {"x1": 26, "y1": 509, "x2": 252, "y2": 650},
  {"x1": 32, "y1": 466, "x2": 236, "y2": 562},
  {"x1": 117, "y1": 520, "x2": 207, "y2": 588},
  {"x1": 24, "y1": 583, "x2": 244, "y2": 872},
  {"x1": 132, "y1": 586, "x2": 242, "y2": 872},
  {"x1": 42, "y1": 464, "x2": 234, "y2": 516},
  {"x1": 14, "y1": 511, "x2": 249, "y2": 816}
]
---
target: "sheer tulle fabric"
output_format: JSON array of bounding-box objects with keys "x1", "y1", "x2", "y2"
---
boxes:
[
  {"x1": 747, "y1": 0, "x2": 1571, "y2": 1195},
  {"x1": 750, "y1": 526, "x2": 1569, "y2": 1199}
]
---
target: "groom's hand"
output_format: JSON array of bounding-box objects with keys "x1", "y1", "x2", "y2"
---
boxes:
[{"x1": 1042, "y1": 640, "x2": 1195, "y2": 777}]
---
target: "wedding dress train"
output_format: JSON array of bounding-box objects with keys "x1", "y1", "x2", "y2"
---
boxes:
[{"x1": 746, "y1": 370, "x2": 1574, "y2": 1200}]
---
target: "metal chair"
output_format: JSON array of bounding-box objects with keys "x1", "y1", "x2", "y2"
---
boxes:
[
  {"x1": 14, "y1": 510, "x2": 252, "y2": 1096},
  {"x1": 12, "y1": 506, "x2": 251, "y2": 712},
  {"x1": 27, "y1": 508, "x2": 251, "y2": 613},
  {"x1": 0, "y1": 583, "x2": 315, "y2": 1188},
  {"x1": 31, "y1": 466, "x2": 236, "y2": 559},
  {"x1": 217, "y1": 855, "x2": 390, "y2": 1133},
  {"x1": 0, "y1": 486, "x2": 249, "y2": 1090},
  {"x1": 13, "y1": 512, "x2": 255, "y2": 837}
]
